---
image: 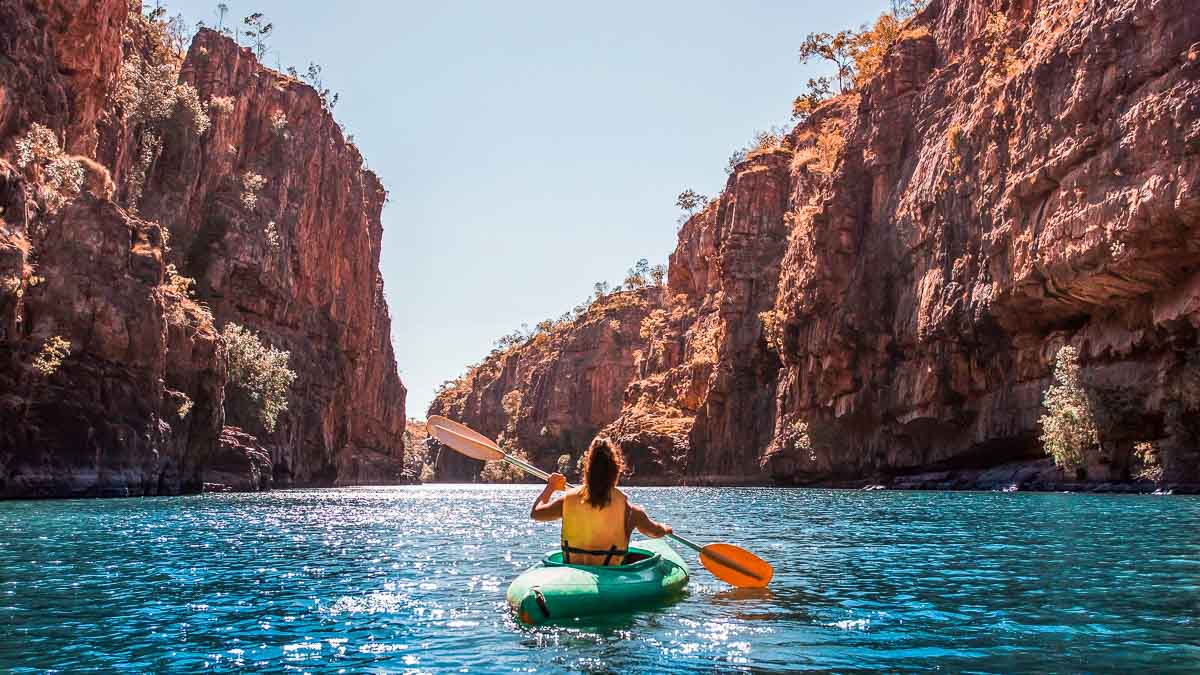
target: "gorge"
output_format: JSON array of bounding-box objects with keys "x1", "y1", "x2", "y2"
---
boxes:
[{"x1": 2, "y1": 0, "x2": 1198, "y2": 498}]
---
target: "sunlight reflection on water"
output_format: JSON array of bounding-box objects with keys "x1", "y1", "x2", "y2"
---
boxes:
[{"x1": 0, "y1": 485, "x2": 1197, "y2": 672}]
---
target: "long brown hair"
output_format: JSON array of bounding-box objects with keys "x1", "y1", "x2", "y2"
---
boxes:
[{"x1": 581, "y1": 437, "x2": 624, "y2": 508}]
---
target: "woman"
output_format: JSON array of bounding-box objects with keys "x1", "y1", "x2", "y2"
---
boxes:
[{"x1": 530, "y1": 437, "x2": 672, "y2": 566}]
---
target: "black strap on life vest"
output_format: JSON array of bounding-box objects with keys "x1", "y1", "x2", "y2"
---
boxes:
[{"x1": 562, "y1": 540, "x2": 627, "y2": 566}]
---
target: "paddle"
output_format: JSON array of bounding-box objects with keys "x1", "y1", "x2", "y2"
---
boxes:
[{"x1": 427, "y1": 415, "x2": 774, "y2": 588}]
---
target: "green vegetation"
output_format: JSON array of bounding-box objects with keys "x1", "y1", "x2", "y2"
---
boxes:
[
  {"x1": 242, "y1": 12, "x2": 274, "y2": 59},
  {"x1": 623, "y1": 258, "x2": 652, "y2": 289},
  {"x1": 1133, "y1": 442, "x2": 1162, "y2": 484},
  {"x1": 221, "y1": 322, "x2": 297, "y2": 433},
  {"x1": 208, "y1": 95, "x2": 235, "y2": 114},
  {"x1": 240, "y1": 172, "x2": 266, "y2": 211},
  {"x1": 484, "y1": 257, "x2": 665, "y2": 355},
  {"x1": 264, "y1": 221, "x2": 281, "y2": 249},
  {"x1": 798, "y1": 31, "x2": 858, "y2": 94},
  {"x1": 269, "y1": 110, "x2": 288, "y2": 135},
  {"x1": 479, "y1": 448, "x2": 529, "y2": 483},
  {"x1": 726, "y1": 127, "x2": 789, "y2": 175},
  {"x1": 946, "y1": 124, "x2": 965, "y2": 172},
  {"x1": 402, "y1": 422, "x2": 438, "y2": 482},
  {"x1": 675, "y1": 189, "x2": 708, "y2": 215},
  {"x1": 116, "y1": 2, "x2": 212, "y2": 210},
  {"x1": 164, "y1": 263, "x2": 196, "y2": 298},
  {"x1": 31, "y1": 336, "x2": 71, "y2": 376},
  {"x1": 14, "y1": 123, "x2": 83, "y2": 213},
  {"x1": 288, "y1": 62, "x2": 340, "y2": 110},
  {"x1": 792, "y1": 1, "x2": 929, "y2": 120},
  {"x1": 792, "y1": 77, "x2": 831, "y2": 122},
  {"x1": 780, "y1": 419, "x2": 815, "y2": 462},
  {"x1": 1039, "y1": 346, "x2": 1098, "y2": 473}
]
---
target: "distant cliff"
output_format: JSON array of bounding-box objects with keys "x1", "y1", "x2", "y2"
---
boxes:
[
  {"x1": 431, "y1": 0, "x2": 1200, "y2": 491},
  {"x1": 429, "y1": 288, "x2": 662, "y2": 481},
  {"x1": 0, "y1": 1, "x2": 406, "y2": 497}
]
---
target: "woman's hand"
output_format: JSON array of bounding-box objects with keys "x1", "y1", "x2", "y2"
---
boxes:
[{"x1": 531, "y1": 474, "x2": 567, "y2": 521}]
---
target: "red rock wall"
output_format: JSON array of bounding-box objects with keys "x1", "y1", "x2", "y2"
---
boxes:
[
  {"x1": 432, "y1": 0, "x2": 1200, "y2": 489},
  {"x1": 604, "y1": 146, "x2": 800, "y2": 482},
  {"x1": 428, "y1": 289, "x2": 661, "y2": 481},
  {"x1": 0, "y1": 1, "x2": 407, "y2": 496},
  {"x1": 124, "y1": 29, "x2": 407, "y2": 486},
  {"x1": 767, "y1": 0, "x2": 1200, "y2": 487}
]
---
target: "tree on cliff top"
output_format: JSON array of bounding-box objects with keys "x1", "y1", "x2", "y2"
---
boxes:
[
  {"x1": 624, "y1": 258, "x2": 651, "y2": 289},
  {"x1": 792, "y1": 77, "x2": 832, "y2": 122},
  {"x1": 796, "y1": 1, "x2": 928, "y2": 100},
  {"x1": 676, "y1": 189, "x2": 708, "y2": 215},
  {"x1": 799, "y1": 31, "x2": 858, "y2": 93},
  {"x1": 242, "y1": 13, "x2": 274, "y2": 59}
]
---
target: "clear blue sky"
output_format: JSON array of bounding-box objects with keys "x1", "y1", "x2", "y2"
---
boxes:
[{"x1": 164, "y1": 0, "x2": 887, "y2": 415}]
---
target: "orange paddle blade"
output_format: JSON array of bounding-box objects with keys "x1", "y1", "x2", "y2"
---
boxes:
[
  {"x1": 699, "y1": 543, "x2": 773, "y2": 588},
  {"x1": 427, "y1": 415, "x2": 503, "y2": 461}
]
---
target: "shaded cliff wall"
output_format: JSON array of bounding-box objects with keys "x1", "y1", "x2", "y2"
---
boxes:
[
  {"x1": 123, "y1": 28, "x2": 407, "y2": 486},
  {"x1": 429, "y1": 288, "x2": 662, "y2": 481},
  {"x1": 0, "y1": 1, "x2": 406, "y2": 496},
  {"x1": 0, "y1": 0, "x2": 224, "y2": 496}
]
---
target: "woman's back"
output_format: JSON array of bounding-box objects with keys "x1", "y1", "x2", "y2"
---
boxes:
[{"x1": 561, "y1": 487, "x2": 628, "y2": 566}]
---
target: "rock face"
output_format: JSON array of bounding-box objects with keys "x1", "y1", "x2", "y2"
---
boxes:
[
  {"x1": 0, "y1": 1, "x2": 406, "y2": 497},
  {"x1": 131, "y1": 29, "x2": 407, "y2": 486},
  {"x1": 435, "y1": 0, "x2": 1200, "y2": 490},
  {"x1": 429, "y1": 289, "x2": 661, "y2": 481},
  {"x1": 604, "y1": 146, "x2": 800, "y2": 483},
  {"x1": 762, "y1": 0, "x2": 1200, "y2": 489}
]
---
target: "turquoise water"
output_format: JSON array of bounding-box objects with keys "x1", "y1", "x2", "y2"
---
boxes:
[{"x1": 1, "y1": 486, "x2": 1197, "y2": 673}]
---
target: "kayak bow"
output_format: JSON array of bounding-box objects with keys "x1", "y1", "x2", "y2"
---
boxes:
[{"x1": 507, "y1": 538, "x2": 689, "y2": 624}]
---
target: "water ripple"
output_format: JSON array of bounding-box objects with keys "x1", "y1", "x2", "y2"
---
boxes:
[{"x1": 0, "y1": 486, "x2": 1197, "y2": 672}]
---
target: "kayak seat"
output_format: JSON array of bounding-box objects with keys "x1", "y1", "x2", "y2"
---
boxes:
[
  {"x1": 544, "y1": 545, "x2": 661, "y2": 570},
  {"x1": 561, "y1": 540, "x2": 628, "y2": 566}
]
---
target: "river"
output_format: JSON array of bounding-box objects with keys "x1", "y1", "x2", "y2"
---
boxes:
[{"x1": 1, "y1": 485, "x2": 1197, "y2": 672}]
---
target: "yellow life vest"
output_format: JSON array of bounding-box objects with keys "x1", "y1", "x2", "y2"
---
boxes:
[{"x1": 561, "y1": 486, "x2": 629, "y2": 566}]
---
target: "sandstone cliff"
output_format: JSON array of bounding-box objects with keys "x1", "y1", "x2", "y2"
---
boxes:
[
  {"x1": 434, "y1": 0, "x2": 1200, "y2": 490},
  {"x1": 0, "y1": 1, "x2": 406, "y2": 497},
  {"x1": 760, "y1": 0, "x2": 1200, "y2": 489},
  {"x1": 429, "y1": 288, "x2": 662, "y2": 481}
]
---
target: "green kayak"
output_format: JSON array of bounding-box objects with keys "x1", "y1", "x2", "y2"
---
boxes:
[{"x1": 507, "y1": 539, "x2": 690, "y2": 624}]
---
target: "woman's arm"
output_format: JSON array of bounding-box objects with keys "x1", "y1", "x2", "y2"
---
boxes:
[
  {"x1": 629, "y1": 504, "x2": 673, "y2": 538},
  {"x1": 530, "y1": 472, "x2": 566, "y2": 521}
]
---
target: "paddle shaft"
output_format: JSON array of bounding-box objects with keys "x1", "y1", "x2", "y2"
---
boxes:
[
  {"x1": 499, "y1": 452, "x2": 706, "y2": 553},
  {"x1": 429, "y1": 414, "x2": 771, "y2": 586}
]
